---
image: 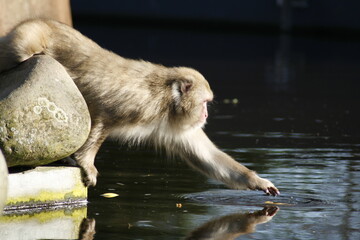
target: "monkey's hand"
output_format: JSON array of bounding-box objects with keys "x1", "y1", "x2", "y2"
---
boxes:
[
  {"x1": 252, "y1": 176, "x2": 280, "y2": 196},
  {"x1": 250, "y1": 206, "x2": 279, "y2": 225}
]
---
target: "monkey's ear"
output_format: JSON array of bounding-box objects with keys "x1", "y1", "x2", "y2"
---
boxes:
[
  {"x1": 180, "y1": 81, "x2": 192, "y2": 94},
  {"x1": 171, "y1": 79, "x2": 192, "y2": 102}
]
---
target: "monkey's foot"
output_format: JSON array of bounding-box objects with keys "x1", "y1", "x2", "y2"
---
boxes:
[
  {"x1": 256, "y1": 177, "x2": 280, "y2": 196},
  {"x1": 81, "y1": 166, "x2": 98, "y2": 187},
  {"x1": 79, "y1": 218, "x2": 96, "y2": 240}
]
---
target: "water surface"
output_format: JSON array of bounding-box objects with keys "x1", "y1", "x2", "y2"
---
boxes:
[
  {"x1": 73, "y1": 22, "x2": 360, "y2": 240},
  {"x1": 88, "y1": 103, "x2": 359, "y2": 239}
]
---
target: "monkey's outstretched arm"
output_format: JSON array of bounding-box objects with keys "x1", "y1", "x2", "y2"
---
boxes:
[{"x1": 179, "y1": 129, "x2": 280, "y2": 196}]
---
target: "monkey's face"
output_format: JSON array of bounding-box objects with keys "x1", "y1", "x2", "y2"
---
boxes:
[{"x1": 169, "y1": 67, "x2": 213, "y2": 131}]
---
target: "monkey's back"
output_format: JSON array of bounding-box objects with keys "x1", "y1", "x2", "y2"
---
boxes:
[{"x1": 0, "y1": 19, "x2": 171, "y2": 127}]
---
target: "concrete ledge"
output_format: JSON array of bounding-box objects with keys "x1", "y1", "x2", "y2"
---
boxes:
[{"x1": 4, "y1": 166, "x2": 87, "y2": 212}]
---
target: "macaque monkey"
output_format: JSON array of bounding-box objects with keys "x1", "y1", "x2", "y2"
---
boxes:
[{"x1": 0, "y1": 19, "x2": 280, "y2": 196}]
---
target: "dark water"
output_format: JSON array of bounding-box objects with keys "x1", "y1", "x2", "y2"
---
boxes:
[{"x1": 70, "y1": 22, "x2": 360, "y2": 240}]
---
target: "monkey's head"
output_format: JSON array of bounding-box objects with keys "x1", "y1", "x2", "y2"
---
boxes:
[{"x1": 167, "y1": 67, "x2": 213, "y2": 131}]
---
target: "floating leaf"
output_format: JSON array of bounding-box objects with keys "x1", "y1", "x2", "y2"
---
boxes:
[
  {"x1": 264, "y1": 201, "x2": 293, "y2": 206},
  {"x1": 101, "y1": 193, "x2": 119, "y2": 198}
]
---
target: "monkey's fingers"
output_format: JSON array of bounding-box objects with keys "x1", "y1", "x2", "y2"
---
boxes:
[
  {"x1": 264, "y1": 187, "x2": 280, "y2": 196},
  {"x1": 256, "y1": 177, "x2": 280, "y2": 196},
  {"x1": 265, "y1": 206, "x2": 279, "y2": 216}
]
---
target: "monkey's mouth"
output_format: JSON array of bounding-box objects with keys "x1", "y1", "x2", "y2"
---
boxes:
[{"x1": 203, "y1": 101, "x2": 208, "y2": 118}]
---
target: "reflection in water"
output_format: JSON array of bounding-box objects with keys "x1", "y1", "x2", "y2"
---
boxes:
[
  {"x1": 186, "y1": 207, "x2": 279, "y2": 240},
  {"x1": 0, "y1": 206, "x2": 86, "y2": 240},
  {"x1": 266, "y1": 34, "x2": 293, "y2": 92},
  {"x1": 79, "y1": 218, "x2": 96, "y2": 240},
  {"x1": 0, "y1": 208, "x2": 96, "y2": 240}
]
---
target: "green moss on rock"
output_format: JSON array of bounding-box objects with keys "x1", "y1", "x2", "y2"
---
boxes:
[{"x1": 0, "y1": 56, "x2": 91, "y2": 167}]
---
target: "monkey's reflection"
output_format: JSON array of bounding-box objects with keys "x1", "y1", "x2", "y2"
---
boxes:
[
  {"x1": 78, "y1": 218, "x2": 96, "y2": 240},
  {"x1": 77, "y1": 207, "x2": 278, "y2": 240},
  {"x1": 186, "y1": 206, "x2": 279, "y2": 240}
]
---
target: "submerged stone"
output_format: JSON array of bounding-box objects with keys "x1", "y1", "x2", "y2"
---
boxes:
[{"x1": 0, "y1": 55, "x2": 91, "y2": 166}]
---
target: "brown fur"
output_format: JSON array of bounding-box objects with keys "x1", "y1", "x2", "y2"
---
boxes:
[{"x1": 0, "y1": 19, "x2": 279, "y2": 195}]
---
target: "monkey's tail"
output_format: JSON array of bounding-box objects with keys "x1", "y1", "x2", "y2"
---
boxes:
[
  {"x1": 0, "y1": 19, "x2": 103, "y2": 74},
  {"x1": 0, "y1": 19, "x2": 53, "y2": 73}
]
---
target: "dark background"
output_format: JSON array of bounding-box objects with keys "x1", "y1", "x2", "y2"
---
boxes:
[
  {"x1": 69, "y1": 0, "x2": 360, "y2": 135},
  {"x1": 71, "y1": 0, "x2": 360, "y2": 31}
]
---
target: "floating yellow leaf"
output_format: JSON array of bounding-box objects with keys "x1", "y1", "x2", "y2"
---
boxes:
[
  {"x1": 264, "y1": 201, "x2": 293, "y2": 206},
  {"x1": 101, "y1": 193, "x2": 119, "y2": 198}
]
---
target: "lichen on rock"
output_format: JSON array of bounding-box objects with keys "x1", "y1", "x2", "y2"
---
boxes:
[{"x1": 0, "y1": 55, "x2": 91, "y2": 167}]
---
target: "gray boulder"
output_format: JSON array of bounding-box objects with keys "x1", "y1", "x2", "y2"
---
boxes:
[
  {"x1": 0, "y1": 55, "x2": 91, "y2": 167},
  {"x1": 0, "y1": 150, "x2": 7, "y2": 214}
]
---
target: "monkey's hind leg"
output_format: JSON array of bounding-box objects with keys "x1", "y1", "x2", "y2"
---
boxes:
[{"x1": 74, "y1": 121, "x2": 108, "y2": 187}]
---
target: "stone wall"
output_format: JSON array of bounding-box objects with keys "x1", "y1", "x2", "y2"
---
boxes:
[{"x1": 0, "y1": 0, "x2": 72, "y2": 36}]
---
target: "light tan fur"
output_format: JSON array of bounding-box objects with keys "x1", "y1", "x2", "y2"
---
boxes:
[
  {"x1": 0, "y1": 19, "x2": 279, "y2": 195},
  {"x1": 186, "y1": 207, "x2": 279, "y2": 240}
]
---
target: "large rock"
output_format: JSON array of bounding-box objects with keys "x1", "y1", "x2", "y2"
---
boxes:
[
  {"x1": 0, "y1": 55, "x2": 91, "y2": 167},
  {"x1": 0, "y1": 150, "x2": 7, "y2": 214}
]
